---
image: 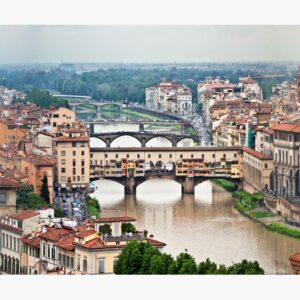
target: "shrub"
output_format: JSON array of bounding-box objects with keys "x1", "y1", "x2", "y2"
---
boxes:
[
  {"x1": 213, "y1": 179, "x2": 236, "y2": 192},
  {"x1": 266, "y1": 223, "x2": 300, "y2": 238}
]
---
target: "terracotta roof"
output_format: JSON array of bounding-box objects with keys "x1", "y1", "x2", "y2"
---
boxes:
[
  {"x1": 39, "y1": 227, "x2": 72, "y2": 242},
  {"x1": 289, "y1": 252, "x2": 300, "y2": 262},
  {"x1": 55, "y1": 234, "x2": 76, "y2": 251},
  {"x1": 0, "y1": 220, "x2": 23, "y2": 234},
  {"x1": 264, "y1": 129, "x2": 274, "y2": 135},
  {"x1": 242, "y1": 147, "x2": 272, "y2": 160},
  {"x1": 270, "y1": 123, "x2": 300, "y2": 133},
  {"x1": 23, "y1": 154, "x2": 56, "y2": 166},
  {"x1": 146, "y1": 238, "x2": 166, "y2": 248},
  {"x1": 10, "y1": 210, "x2": 39, "y2": 221},
  {"x1": 54, "y1": 136, "x2": 89, "y2": 142},
  {"x1": 38, "y1": 131, "x2": 56, "y2": 138},
  {"x1": 21, "y1": 234, "x2": 41, "y2": 248},
  {"x1": 0, "y1": 176, "x2": 20, "y2": 188},
  {"x1": 75, "y1": 229, "x2": 96, "y2": 239},
  {"x1": 63, "y1": 129, "x2": 86, "y2": 133},
  {"x1": 94, "y1": 216, "x2": 136, "y2": 223}
]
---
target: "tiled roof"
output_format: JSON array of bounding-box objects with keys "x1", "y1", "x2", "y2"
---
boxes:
[
  {"x1": 54, "y1": 136, "x2": 89, "y2": 142},
  {"x1": 38, "y1": 131, "x2": 56, "y2": 138},
  {"x1": 23, "y1": 154, "x2": 56, "y2": 166},
  {"x1": 0, "y1": 221, "x2": 23, "y2": 234},
  {"x1": 270, "y1": 123, "x2": 300, "y2": 133},
  {"x1": 289, "y1": 252, "x2": 300, "y2": 262},
  {"x1": 242, "y1": 146, "x2": 273, "y2": 160},
  {"x1": 21, "y1": 234, "x2": 41, "y2": 248},
  {"x1": 55, "y1": 234, "x2": 76, "y2": 251},
  {"x1": 10, "y1": 210, "x2": 39, "y2": 221},
  {"x1": 39, "y1": 227, "x2": 72, "y2": 242},
  {"x1": 0, "y1": 176, "x2": 20, "y2": 188},
  {"x1": 94, "y1": 216, "x2": 136, "y2": 223}
]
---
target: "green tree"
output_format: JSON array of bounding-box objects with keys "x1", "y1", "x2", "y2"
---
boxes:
[
  {"x1": 16, "y1": 183, "x2": 34, "y2": 209},
  {"x1": 140, "y1": 246, "x2": 161, "y2": 274},
  {"x1": 197, "y1": 258, "x2": 218, "y2": 274},
  {"x1": 149, "y1": 253, "x2": 174, "y2": 274},
  {"x1": 121, "y1": 222, "x2": 136, "y2": 234},
  {"x1": 40, "y1": 174, "x2": 50, "y2": 203},
  {"x1": 172, "y1": 252, "x2": 198, "y2": 275},
  {"x1": 54, "y1": 208, "x2": 64, "y2": 218},
  {"x1": 226, "y1": 259, "x2": 264, "y2": 275}
]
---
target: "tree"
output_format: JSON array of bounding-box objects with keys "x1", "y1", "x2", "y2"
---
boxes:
[
  {"x1": 172, "y1": 252, "x2": 198, "y2": 274},
  {"x1": 226, "y1": 259, "x2": 264, "y2": 275},
  {"x1": 149, "y1": 253, "x2": 174, "y2": 274},
  {"x1": 40, "y1": 174, "x2": 50, "y2": 203},
  {"x1": 121, "y1": 222, "x2": 136, "y2": 234},
  {"x1": 197, "y1": 258, "x2": 218, "y2": 274},
  {"x1": 54, "y1": 208, "x2": 64, "y2": 218},
  {"x1": 140, "y1": 246, "x2": 160, "y2": 274},
  {"x1": 16, "y1": 183, "x2": 34, "y2": 209}
]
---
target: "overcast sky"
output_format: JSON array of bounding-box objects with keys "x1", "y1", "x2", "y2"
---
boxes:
[{"x1": 0, "y1": 25, "x2": 300, "y2": 64}]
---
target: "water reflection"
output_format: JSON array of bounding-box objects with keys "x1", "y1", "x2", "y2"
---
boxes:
[{"x1": 91, "y1": 179, "x2": 300, "y2": 274}]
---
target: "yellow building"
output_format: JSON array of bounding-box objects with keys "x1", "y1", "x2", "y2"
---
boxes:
[
  {"x1": 0, "y1": 120, "x2": 28, "y2": 145},
  {"x1": 55, "y1": 129, "x2": 90, "y2": 191},
  {"x1": 50, "y1": 107, "x2": 76, "y2": 134}
]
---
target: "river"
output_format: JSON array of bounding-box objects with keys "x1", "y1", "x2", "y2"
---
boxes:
[{"x1": 90, "y1": 179, "x2": 300, "y2": 274}]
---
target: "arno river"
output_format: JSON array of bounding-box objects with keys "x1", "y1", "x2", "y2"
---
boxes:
[
  {"x1": 90, "y1": 179, "x2": 300, "y2": 275},
  {"x1": 86, "y1": 114, "x2": 300, "y2": 274}
]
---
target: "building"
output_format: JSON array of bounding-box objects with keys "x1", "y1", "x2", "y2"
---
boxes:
[
  {"x1": 242, "y1": 147, "x2": 273, "y2": 193},
  {"x1": 0, "y1": 210, "x2": 40, "y2": 274},
  {"x1": 34, "y1": 131, "x2": 56, "y2": 156},
  {"x1": 145, "y1": 80, "x2": 192, "y2": 116},
  {"x1": 20, "y1": 154, "x2": 56, "y2": 203},
  {"x1": 54, "y1": 129, "x2": 90, "y2": 191},
  {"x1": 0, "y1": 177, "x2": 20, "y2": 216},
  {"x1": 0, "y1": 120, "x2": 28, "y2": 145},
  {"x1": 271, "y1": 123, "x2": 300, "y2": 197},
  {"x1": 50, "y1": 107, "x2": 76, "y2": 134}
]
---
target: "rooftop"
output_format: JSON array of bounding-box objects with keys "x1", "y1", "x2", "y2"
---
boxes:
[
  {"x1": 0, "y1": 176, "x2": 20, "y2": 189},
  {"x1": 10, "y1": 210, "x2": 39, "y2": 221},
  {"x1": 93, "y1": 216, "x2": 136, "y2": 223}
]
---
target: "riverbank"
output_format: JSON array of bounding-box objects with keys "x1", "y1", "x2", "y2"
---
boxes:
[{"x1": 213, "y1": 179, "x2": 300, "y2": 239}]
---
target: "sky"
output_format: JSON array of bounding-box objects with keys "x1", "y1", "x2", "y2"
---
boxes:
[{"x1": 1, "y1": 25, "x2": 300, "y2": 64}]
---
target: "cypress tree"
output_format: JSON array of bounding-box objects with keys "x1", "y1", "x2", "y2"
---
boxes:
[{"x1": 40, "y1": 174, "x2": 50, "y2": 203}]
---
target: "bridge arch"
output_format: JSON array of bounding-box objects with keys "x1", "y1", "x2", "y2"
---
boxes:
[
  {"x1": 110, "y1": 134, "x2": 142, "y2": 148},
  {"x1": 176, "y1": 137, "x2": 195, "y2": 147},
  {"x1": 145, "y1": 136, "x2": 173, "y2": 147},
  {"x1": 90, "y1": 137, "x2": 107, "y2": 148}
]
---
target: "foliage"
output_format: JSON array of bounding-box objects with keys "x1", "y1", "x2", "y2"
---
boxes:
[
  {"x1": 40, "y1": 175, "x2": 50, "y2": 203},
  {"x1": 121, "y1": 222, "x2": 136, "y2": 234},
  {"x1": 213, "y1": 179, "x2": 236, "y2": 192},
  {"x1": 85, "y1": 196, "x2": 101, "y2": 218},
  {"x1": 54, "y1": 208, "x2": 64, "y2": 218},
  {"x1": 24, "y1": 88, "x2": 69, "y2": 108},
  {"x1": 266, "y1": 223, "x2": 300, "y2": 238},
  {"x1": 233, "y1": 190, "x2": 264, "y2": 212},
  {"x1": 249, "y1": 211, "x2": 274, "y2": 219},
  {"x1": 16, "y1": 183, "x2": 50, "y2": 210},
  {"x1": 114, "y1": 242, "x2": 265, "y2": 275},
  {"x1": 98, "y1": 224, "x2": 112, "y2": 235}
]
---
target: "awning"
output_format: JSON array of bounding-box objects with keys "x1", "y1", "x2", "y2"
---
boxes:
[{"x1": 60, "y1": 184, "x2": 67, "y2": 188}]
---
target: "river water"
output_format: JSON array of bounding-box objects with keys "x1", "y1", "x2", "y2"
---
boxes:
[{"x1": 90, "y1": 179, "x2": 300, "y2": 274}]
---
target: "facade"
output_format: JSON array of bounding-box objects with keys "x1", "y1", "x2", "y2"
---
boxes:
[
  {"x1": 145, "y1": 80, "x2": 192, "y2": 116},
  {"x1": 0, "y1": 210, "x2": 40, "y2": 274},
  {"x1": 242, "y1": 147, "x2": 273, "y2": 193},
  {"x1": 54, "y1": 129, "x2": 90, "y2": 191},
  {"x1": 271, "y1": 123, "x2": 300, "y2": 197},
  {"x1": 0, "y1": 120, "x2": 28, "y2": 145},
  {"x1": 34, "y1": 131, "x2": 55, "y2": 156},
  {"x1": 0, "y1": 177, "x2": 20, "y2": 216},
  {"x1": 50, "y1": 107, "x2": 76, "y2": 134}
]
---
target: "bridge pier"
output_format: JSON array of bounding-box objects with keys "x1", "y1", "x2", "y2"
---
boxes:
[{"x1": 125, "y1": 177, "x2": 136, "y2": 194}]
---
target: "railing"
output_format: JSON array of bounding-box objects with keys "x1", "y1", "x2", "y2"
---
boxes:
[{"x1": 102, "y1": 233, "x2": 146, "y2": 242}]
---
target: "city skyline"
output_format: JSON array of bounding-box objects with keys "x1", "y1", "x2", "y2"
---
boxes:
[{"x1": 1, "y1": 26, "x2": 300, "y2": 64}]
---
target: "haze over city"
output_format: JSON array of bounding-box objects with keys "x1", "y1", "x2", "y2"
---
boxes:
[{"x1": 1, "y1": 25, "x2": 300, "y2": 64}]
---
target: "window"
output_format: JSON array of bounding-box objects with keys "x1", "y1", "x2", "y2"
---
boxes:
[
  {"x1": 83, "y1": 257, "x2": 87, "y2": 272},
  {"x1": 73, "y1": 151, "x2": 76, "y2": 156},
  {"x1": 264, "y1": 163, "x2": 268, "y2": 169},
  {"x1": 43, "y1": 243, "x2": 46, "y2": 257},
  {"x1": 148, "y1": 154, "x2": 151, "y2": 158},
  {"x1": 53, "y1": 122, "x2": 57, "y2": 127},
  {"x1": 81, "y1": 151, "x2": 85, "y2": 156},
  {"x1": 159, "y1": 154, "x2": 162, "y2": 159},
  {"x1": 0, "y1": 193, "x2": 6, "y2": 204},
  {"x1": 115, "y1": 154, "x2": 118, "y2": 159},
  {"x1": 61, "y1": 151, "x2": 66, "y2": 157},
  {"x1": 13, "y1": 237, "x2": 16, "y2": 251},
  {"x1": 223, "y1": 154, "x2": 226, "y2": 158},
  {"x1": 105, "y1": 154, "x2": 107, "y2": 158},
  {"x1": 90, "y1": 153, "x2": 93, "y2": 158},
  {"x1": 2, "y1": 233, "x2": 5, "y2": 247},
  {"x1": 72, "y1": 142, "x2": 76, "y2": 147},
  {"x1": 98, "y1": 258, "x2": 105, "y2": 274},
  {"x1": 70, "y1": 257, "x2": 74, "y2": 269},
  {"x1": 212, "y1": 154, "x2": 215, "y2": 158},
  {"x1": 77, "y1": 255, "x2": 81, "y2": 271},
  {"x1": 126, "y1": 154, "x2": 129, "y2": 158},
  {"x1": 61, "y1": 159, "x2": 66, "y2": 165},
  {"x1": 202, "y1": 154, "x2": 204, "y2": 159},
  {"x1": 47, "y1": 245, "x2": 51, "y2": 258},
  {"x1": 52, "y1": 114, "x2": 59, "y2": 118},
  {"x1": 137, "y1": 154, "x2": 140, "y2": 159},
  {"x1": 52, "y1": 248, "x2": 55, "y2": 260},
  {"x1": 61, "y1": 168, "x2": 66, "y2": 173},
  {"x1": 60, "y1": 176, "x2": 66, "y2": 182},
  {"x1": 10, "y1": 236, "x2": 12, "y2": 249},
  {"x1": 73, "y1": 160, "x2": 76, "y2": 167},
  {"x1": 81, "y1": 160, "x2": 85, "y2": 167},
  {"x1": 180, "y1": 154, "x2": 183, "y2": 158},
  {"x1": 81, "y1": 168, "x2": 85, "y2": 175},
  {"x1": 191, "y1": 154, "x2": 194, "y2": 158},
  {"x1": 73, "y1": 168, "x2": 76, "y2": 175},
  {"x1": 234, "y1": 153, "x2": 237, "y2": 158}
]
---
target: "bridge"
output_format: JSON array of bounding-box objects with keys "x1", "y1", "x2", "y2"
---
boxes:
[
  {"x1": 89, "y1": 146, "x2": 243, "y2": 194},
  {"x1": 90, "y1": 131, "x2": 199, "y2": 147},
  {"x1": 68, "y1": 100, "x2": 125, "y2": 113}
]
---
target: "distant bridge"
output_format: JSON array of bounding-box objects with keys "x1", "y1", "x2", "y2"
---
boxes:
[{"x1": 90, "y1": 131, "x2": 199, "y2": 147}]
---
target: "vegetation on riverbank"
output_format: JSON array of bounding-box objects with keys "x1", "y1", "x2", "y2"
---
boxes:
[
  {"x1": 123, "y1": 108, "x2": 167, "y2": 121},
  {"x1": 86, "y1": 196, "x2": 101, "y2": 218},
  {"x1": 213, "y1": 179, "x2": 237, "y2": 192},
  {"x1": 266, "y1": 223, "x2": 300, "y2": 239},
  {"x1": 114, "y1": 241, "x2": 264, "y2": 274}
]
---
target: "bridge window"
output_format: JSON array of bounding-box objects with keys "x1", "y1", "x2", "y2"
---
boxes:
[
  {"x1": 180, "y1": 154, "x2": 183, "y2": 158},
  {"x1": 212, "y1": 154, "x2": 215, "y2": 158},
  {"x1": 191, "y1": 154, "x2": 194, "y2": 158},
  {"x1": 81, "y1": 151, "x2": 85, "y2": 156},
  {"x1": 223, "y1": 154, "x2": 226, "y2": 158},
  {"x1": 148, "y1": 154, "x2": 151, "y2": 158},
  {"x1": 115, "y1": 154, "x2": 118, "y2": 159},
  {"x1": 169, "y1": 154, "x2": 172, "y2": 158},
  {"x1": 61, "y1": 168, "x2": 65, "y2": 173},
  {"x1": 201, "y1": 154, "x2": 204, "y2": 159},
  {"x1": 73, "y1": 151, "x2": 76, "y2": 156},
  {"x1": 72, "y1": 142, "x2": 76, "y2": 147},
  {"x1": 234, "y1": 153, "x2": 237, "y2": 158},
  {"x1": 265, "y1": 163, "x2": 268, "y2": 169},
  {"x1": 159, "y1": 154, "x2": 162, "y2": 159},
  {"x1": 90, "y1": 153, "x2": 93, "y2": 158},
  {"x1": 105, "y1": 154, "x2": 108, "y2": 158},
  {"x1": 127, "y1": 154, "x2": 129, "y2": 158},
  {"x1": 137, "y1": 154, "x2": 140, "y2": 158}
]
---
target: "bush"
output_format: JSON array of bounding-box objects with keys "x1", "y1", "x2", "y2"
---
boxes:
[
  {"x1": 54, "y1": 208, "x2": 64, "y2": 218},
  {"x1": 122, "y1": 223, "x2": 136, "y2": 234},
  {"x1": 99, "y1": 224, "x2": 112, "y2": 235},
  {"x1": 85, "y1": 196, "x2": 101, "y2": 218},
  {"x1": 266, "y1": 223, "x2": 300, "y2": 238},
  {"x1": 249, "y1": 211, "x2": 274, "y2": 219},
  {"x1": 213, "y1": 179, "x2": 236, "y2": 192}
]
